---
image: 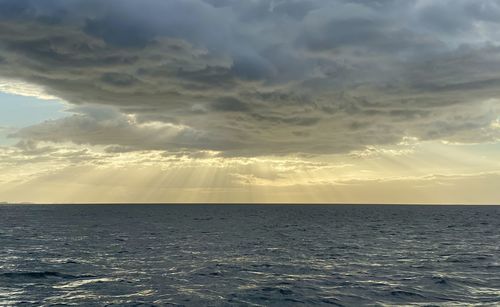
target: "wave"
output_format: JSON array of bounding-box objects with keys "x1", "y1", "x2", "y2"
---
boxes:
[
  {"x1": 390, "y1": 290, "x2": 426, "y2": 298},
  {"x1": 1, "y1": 271, "x2": 95, "y2": 280}
]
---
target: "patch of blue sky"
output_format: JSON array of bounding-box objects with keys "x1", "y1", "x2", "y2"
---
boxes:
[{"x1": 0, "y1": 93, "x2": 67, "y2": 145}]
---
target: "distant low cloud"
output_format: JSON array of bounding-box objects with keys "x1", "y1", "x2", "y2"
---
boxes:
[{"x1": 0, "y1": 0, "x2": 499, "y2": 156}]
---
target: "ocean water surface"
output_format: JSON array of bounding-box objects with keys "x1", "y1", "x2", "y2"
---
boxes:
[{"x1": 0, "y1": 205, "x2": 499, "y2": 306}]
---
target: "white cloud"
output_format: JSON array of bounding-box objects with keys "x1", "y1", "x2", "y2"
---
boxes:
[{"x1": 0, "y1": 78, "x2": 59, "y2": 100}]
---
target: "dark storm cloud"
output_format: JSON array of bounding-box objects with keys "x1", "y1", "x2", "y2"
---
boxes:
[
  {"x1": 100, "y1": 73, "x2": 138, "y2": 87},
  {"x1": 417, "y1": 1, "x2": 500, "y2": 34},
  {"x1": 211, "y1": 97, "x2": 250, "y2": 112},
  {"x1": 1, "y1": 0, "x2": 500, "y2": 155}
]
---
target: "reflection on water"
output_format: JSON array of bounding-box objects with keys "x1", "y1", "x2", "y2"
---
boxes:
[{"x1": 0, "y1": 205, "x2": 499, "y2": 306}]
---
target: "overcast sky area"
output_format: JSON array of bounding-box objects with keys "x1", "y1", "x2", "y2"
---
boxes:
[{"x1": 0, "y1": 0, "x2": 499, "y2": 203}]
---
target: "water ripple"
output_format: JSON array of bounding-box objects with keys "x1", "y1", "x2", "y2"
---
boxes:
[{"x1": 0, "y1": 205, "x2": 499, "y2": 305}]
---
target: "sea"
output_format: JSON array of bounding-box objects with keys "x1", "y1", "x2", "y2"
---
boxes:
[{"x1": 0, "y1": 205, "x2": 499, "y2": 306}]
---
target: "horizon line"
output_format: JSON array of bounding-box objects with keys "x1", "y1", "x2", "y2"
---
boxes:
[{"x1": 1, "y1": 202, "x2": 499, "y2": 206}]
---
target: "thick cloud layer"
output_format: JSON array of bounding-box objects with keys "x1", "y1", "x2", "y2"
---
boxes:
[{"x1": 1, "y1": 0, "x2": 500, "y2": 155}]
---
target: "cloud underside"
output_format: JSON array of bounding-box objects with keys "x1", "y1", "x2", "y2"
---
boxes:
[{"x1": 1, "y1": 0, "x2": 500, "y2": 156}]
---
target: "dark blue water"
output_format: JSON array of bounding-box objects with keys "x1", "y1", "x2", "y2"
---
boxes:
[{"x1": 0, "y1": 205, "x2": 499, "y2": 306}]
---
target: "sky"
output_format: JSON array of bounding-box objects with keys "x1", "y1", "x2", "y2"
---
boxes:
[{"x1": 0, "y1": 0, "x2": 499, "y2": 204}]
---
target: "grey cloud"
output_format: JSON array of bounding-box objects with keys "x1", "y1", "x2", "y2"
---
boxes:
[
  {"x1": 175, "y1": 66, "x2": 235, "y2": 88},
  {"x1": 82, "y1": 0, "x2": 234, "y2": 49},
  {"x1": 100, "y1": 72, "x2": 138, "y2": 87},
  {"x1": 1, "y1": 0, "x2": 500, "y2": 156},
  {"x1": 417, "y1": 1, "x2": 500, "y2": 34},
  {"x1": 250, "y1": 113, "x2": 320, "y2": 127},
  {"x1": 230, "y1": 54, "x2": 275, "y2": 80},
  {"x1": 271, "y1": 0, "x2": 316, "y2": 19},
  {"x1": 211, "y1": 97, "x2": 250, "y2": 112},
  {"x1": 11, "y1": 105, "x2": 220, "y2": 152}
]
